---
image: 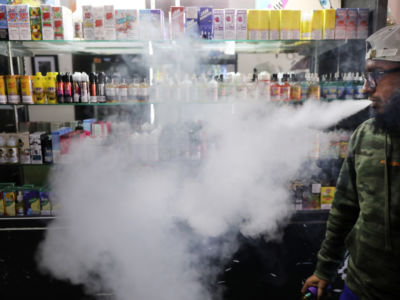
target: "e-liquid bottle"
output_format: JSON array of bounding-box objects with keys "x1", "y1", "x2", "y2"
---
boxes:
[
  {"x1": 280, "y1": 73, "x2": 291, "y2": 102},
  {"x1": 89, "y1": 72, "x2": 97, "y2": 103},
  {"x1": 63, "y1": 73, "x2": 72, "y2": 103},
  {"x1": 72, "y1": 72, "x2": 81, "y2": 103},
  {"x1": 97, "y1": 72, "x2": 106, "y2": 103},
  {"x1": 270, "y1": 73, "x2": 281, "y2": 101},
  {"x1": 56, "y1": 73, "x2": 64, "y2": 103}
]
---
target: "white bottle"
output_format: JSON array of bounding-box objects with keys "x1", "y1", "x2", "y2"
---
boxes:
[{"x1": 258, "y1": 71, "x2": 271, "y2": 101}]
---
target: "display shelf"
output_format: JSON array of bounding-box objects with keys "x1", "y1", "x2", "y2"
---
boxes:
[
  {"x1": 291, "y1": 209, "x2": 330, "y2": 224},
  {"x1": 0, "y1": 39, "x2": 360, "y2": 56},
  {"x1": 0, "y1": 216, "x2": 55, "y2": 230}
]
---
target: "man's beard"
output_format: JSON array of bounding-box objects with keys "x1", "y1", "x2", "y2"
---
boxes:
[{"x1": 370, "y1": 89, "x2": 400, "y2": 132}]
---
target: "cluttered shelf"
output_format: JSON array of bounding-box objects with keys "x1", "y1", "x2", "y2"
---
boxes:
[{"x1": 0, "y1": 39, "x2": 363, "y2": 56}]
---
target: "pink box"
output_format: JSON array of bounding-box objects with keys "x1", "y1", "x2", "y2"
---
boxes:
[
  {"x1": 346, "y1": 8, "x2": 357, "y2": 39},
  {"x1": 357, "y1": 8, "x2": 368, "y2": 39},
  {"x1": 236, "y1": 9, "x2": 247, "y2": 40},
  {"x1": 213, "y1": 9, "x2": 224, "y2": 40},
  {"x1": 224, "y1": 9, "x2": 235, "y2": 40},
  {"x1": 170, "y1": 6, "x2": 184, "y2": 39},
  {"x1": 6, "y1": 5, "x2": 19, "y2": 40},
  {"x1": 17, "y1": 5, "x2": 30, "y2": 40},
  {"x1": 104, "y1": 5, "x2": 116, "y2": 40},
  {"x1": 335, "y1": 8, "x2": 346, "y2": 40}
]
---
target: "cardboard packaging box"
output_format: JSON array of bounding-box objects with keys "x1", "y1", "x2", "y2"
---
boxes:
[
  {"x1": 104, "y1": 5, "x2": 116, "y2": 40},
  {"x1": 335, "y1": 8, "x2": 346, "y2": 40},
  {"x1": 93, "y1": 6, "x2": 104, "y2": 40},
  {"x1": 236, "y1": 9, "x2": 247, "y2": 40},
  {"x1": 291, "y1": 10, "x2": 301, "y2": 40},
  {"x1": 346, "y1": 8, "x2": 357, "y2": 39},
  {"x1": 280, "y1": 10, "x2": 291, "y2": 40},
  {"x1": 126, "y1": 9, "x2": 139, "y2": 40},
  {"x1": 40, "y1": 4, "x2": 53, "y2": 40},
  {"x1": 51, "y1": 127, "x2": 72, "y2": 162},
  {"x1": 357, "y1": 8, "x2": 369, "y2": 39},
  {"x1": 301, "y1": 11, "x2": 312, "y2": 40},
  {"x1": 6, "y1": 5, "x2": 19, "y2": 40},
  {"x1": 258, "y1": 10, "x2": 268, "y2": 40},
  {"x1": 212, "y1": 9, "x2": 224, "y2": 40},
  {"x1": 170, "y1": 6, "x2": 184, "y2": 39},
  {"x1": 185, "y1": 6, "x2": 199, "y2": 38},
  {"x1": 82, "y1": 5, "x2": 94, "y2": 40},
  {"x1": 224, "y1": 9, "x2": 235, "y2": 40},
  {"x1": 269, "y1": 10, "x2": 280, "y2": 40},
  {"x1": 323, "y1": 9, "x2": 335, "y2": 39},
  {"x1": 311, "y1": 10, "x2": 323, "y2": 40},
  {"x1": 0, "y1": 4, "x2": 8, "y2": 40},
  {"x1": 198, "y1": 7, "x2": 213, "y2": 39},
  {"x1": 17, "y1": 132, "x2": 31, "y2": 164},
  {"x1": 29, "y1": 6, "x2": 41, "y2": 40},
  {"x1": 52, "y1": 6, "x2": 73, "y2": 40},
  {"x1": 247, "y1": 9, "x2": 258, "y2": 40},
  {"x1": 115, "y1": 9, "x2": 127, "y2": 40},
  {"x1": 320, "y1": 187, "x2": 335, "y2": 209},
  {"x1": 17, "y1": 4, "x2": 30, "y2": 40},
  {"x1": 150, "y1": 9, "x2": 164, "y2": 40},
  {"x1": 29, "y1": 131, "x2": 45, "y2": 164}
]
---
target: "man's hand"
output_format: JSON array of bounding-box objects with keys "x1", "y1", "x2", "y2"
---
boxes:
[{"x1": 301, "y1": 274, "x2": 329, "y2": 300}]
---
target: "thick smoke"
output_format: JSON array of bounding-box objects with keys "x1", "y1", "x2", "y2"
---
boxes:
[{"x1": 36, "y1": 98, "x2": 370, "y2": 300}]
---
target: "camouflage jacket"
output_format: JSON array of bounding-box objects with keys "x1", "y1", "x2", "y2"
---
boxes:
[{"x1": 314, "y1": 118, "x2": 400, "y2": 300}]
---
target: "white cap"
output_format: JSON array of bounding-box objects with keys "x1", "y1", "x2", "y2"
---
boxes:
[{"x1": 366, "y1": 24, "x2": 400, "y2": 62}]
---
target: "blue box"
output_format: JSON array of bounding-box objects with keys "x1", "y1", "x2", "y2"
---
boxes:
[
  {"x1": 0, "y1": 4, "x2": 8, "y2": 40},
  {"x1": 185, "y1": 6, "x2": 199, "y2": 38},
  {"x1": 82, "y1": 118, "x2": 96, "y2": 133},
  {"x1": 51, "y1": 127, "x2": 72, "y2": 162},
  {"x1": 198, "y1": 7, "x2": 213, "y2": 39}
]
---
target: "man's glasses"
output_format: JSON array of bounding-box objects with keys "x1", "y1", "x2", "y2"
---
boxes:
[{"x1": 363, "y1": 67, "x2": 400, "y2": 89}]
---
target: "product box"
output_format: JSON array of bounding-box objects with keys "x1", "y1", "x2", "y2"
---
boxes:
[
  {"x1": 0, "y1": 4, "x2": 8, "y2": 40},
  {"x1": 150, "y1": 9, "x2": 163, "y2": 40},
  {"x1": 52, "y1": 6, "x2": 73, "y2": 40},
  {"x1": 51, "y1": 127, "x2": 72, "y2": 162},
  {"x1": 346, "y1": 8, "x2": 357, "y2": 39},
  {"x1": 357, "y1": 8, "x2": 369, "y2": 39},
  {"x1": 198, "y1": 7, "x2": 213, "y2": 39},
  {"x1": 82, "y1": 118, "x2": 96, "y2": 133},
  {"x1": 291, "y1": 10, "x2": 301, "y2": 40},
  {"x1": 103, "y1": 5, "x2": 116, "y2": 40},
  {"x1": 60, "y1": 130, "x2": 87, "y2": 157},
  {"x1": 269, "y1": 10, "x2": 280, "y2": 40},
  {"x1": 247, "y1": 9, "x2": 258, "y2": 40},
  {"x1": 4, "y1": 189, "x2": 16, "y2": 216},
  {"x1": 301, "y1": 12, "x2": 312, "y2": 40},
  {"x1": 0, "y1": 190, "x2": 4, "y2": 216},
  {"x1": 82, "y1": 5, "x2": 94, "y2": 40},
  {"x1": 40, "y1": 4, "x2": 53, "y2": 40},
  {"x1": 185, "y1": 6, "x2": 199, "y2": 38},
  {"x1": 323, "y1": 9, "x2": 335, "y2": 39},
  {"x1": 311, "y1": 10, "x2": 323, "y2": 40},
  {"x1": 302, "y1": 183, "x2": 321, "y2": 210},
  {"x1": 115, "y1": 9, "x2": 127, "y2": 40},
  {"x1": 17, "y1": 132, "x2": 31, "y2": 164},
  {"x1": 39, "y1": 189, "x2": 51, "y2": 215},
  {"x1": 258, "y1": 10, "x2": 268, "y2": 40},
  {"x1": 212, "y1": 9, "x2": 224, "y2": 40},
  {"x1": 280, "y1": 10, "x2": 291, "y2": 40},
  {"x1": 320, "y1": 187, "x2": 335, "y2": 209},
  {"x1": 170, "y1": 6, "x2": 184, "y2": 39},
  {"x1": 224, "y1": 9, "x2": 235, "y2": 40},
  {"x1": 29, "y1": 7, "x2": 42, "y2": 40},
  {"x1": 126, "y1": 9, "x2": 139, "y2": 40},
  {"x1": 17, "y1": 4, "x2": 31, "y2": 40},
  {"x1": 236, "y1": 9, "x2": 247, "y2": 40},
  {"x1": 335, "y1": 8, "x2": 346, "y2": 40},
  {"x1": 24, "y1": 188, "x2": 40, "y2": 216},
  {"x1": 92, "y1": 121, "x2": 110, "y2": 137},
  {"x1": 29, "y1": 131, "x2": 45, "y2": 164},
  {"x1": 6, "y1": 5, "x2": 19, "y2": 40},
  {"x1": 93, "y1": 6, "x2": 104, "y2": 40}
]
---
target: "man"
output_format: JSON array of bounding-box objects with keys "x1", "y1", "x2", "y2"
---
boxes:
[{"x1": 302, "y1": 24, "x2": 400, "y2": 300}]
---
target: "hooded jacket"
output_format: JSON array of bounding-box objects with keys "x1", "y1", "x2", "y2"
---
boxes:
[{"x1": 314, "y1": 118, "x2": 400, "y2": 300}]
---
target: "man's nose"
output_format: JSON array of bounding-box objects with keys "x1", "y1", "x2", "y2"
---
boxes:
[{"x1": 362, "y1": 79, "x2": 375, "y2": 95}]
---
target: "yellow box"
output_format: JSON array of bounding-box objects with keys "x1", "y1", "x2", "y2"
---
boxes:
[
  {"x1": 269, "y1": 10, "x2": 280, "y2": 40},
  {"x1": 280, "y1": 10, "x2": 291, "y2": 40},
  {"x1": 321, "y1": 187, "x2": 335, "y2": 209},
  {"x1": 323, "y1": 9, "x2": 336, "y2": 39},
  {"x1": 247, "y1": 10, "x2": 259, "y2": 30},
  {"x1": 301, "y1": 11, "x2": 312, "y2": 40},
  {"x1": 312, "y1": 10, "x2": 323, "y2": 40},
  {"x1": 258, "y1": 10, "x2": 269, "y2": 40},
  {"x1": 292, "y1": 10, "x2": 301, "y2": 39}
]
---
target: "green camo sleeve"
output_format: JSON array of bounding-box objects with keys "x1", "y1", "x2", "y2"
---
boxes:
[{"x1": 314, "y1": 128, "x2": 361, "y2": 282}]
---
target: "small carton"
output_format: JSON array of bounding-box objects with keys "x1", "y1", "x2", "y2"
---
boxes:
[
  {"x1": 212, "y1": 9, "x2": 224, "y2": 40},
  {"x1": 247, "y1": 9, "x2": 258, "y2": 40},
  {"x1": 126, "y1": 9, "x2": 139, "y2": 40},
  {"x1": 198, "y1": 7, "x2": 213, "y2": 39},
  {"x1": 150, "y1": 9, "x2": 163, "y2": 40},
  {"x1": 269, "y1": 10, "x2": 280, "y2": 40},
  {"x1": 104, "y1": 5, "x2": 116, "y2": 40},
  {"x1": 115, "y1": 9, "x2": 127, "y2": 40},
  {"x1": 82, "y1": 5, "x2": 94, "y2": 40},
  {"x1": 0, "y1": 4, "x2": 8, "y2": 40},
  {"x1": 258, "y1": 10, "x2": 268, "y2": 40},
  {"x1": 6, "y1": 5, "x2": 19, "y2": 40},
  {"x1": 24, "y1": 188, "x2": 41, "y2": 216},
  {"x1": 346, "y1": 8, "x2": 357, "y2": 39},
  {"x1": 236, "y1": 9, "x2": 247, "y2": 40},
  {"x1": 51, "y1": 127, "x2": 72, "y2": 162},
  {"x1": 357, "y1": 8, "x2": 368, "y2": 39},
  {"x1": 335, "y1": 8, "x2": 346, "y2": 40},
  {"x1": 4, "y1": 189, "x2": 16, "y2": 216},
  {"x1": 93, "y1": 6, "x2": 104, "y2": 40},
  {"x1": 301, "y1": 11, "x2": 312, "y2": 40},
  {"x1": 311, "y1": 10, "x2": 323, "y2": 40},
  {"x1": 323, "y1": 9, "x2": 335, "y2": 39},
  {"x1": 16, "y1": 132, "x2": 31, "y2": 164},
  {"x1": 321, "y1": 187, "x2": 335, "y2": 209},
  {"x1": 170, "y1": 6, "x2": 184, "y2": 39},
  {"x1": 185, "y1": 6, "x2": 199, "y2": 38},
  {"x1": 39, "y1": 189, "x2": 51, "y2": 215},
  {"x1": 17, "y1": 4, "x2": 31, "y2": 40},
  {"x1": 280, "y1": 10, "x2": 291, "y2": 40},
  {"x1": 82, "y1": 118, "x2": 96, "y2": 133},
  {"x1": 291, "y1": 10, "x2": 301, "y2": 40},
  {"x1": 302, "y1": 183, "x2": 321, "y2": 210},
  {"x1": 40, "y1": 4, "x2": 53, "y2": 40},
  {"x1": 139, "y1": 9, "x2": 150, "y2": 40},
  {"x1": 30, "y1": 131, "x2": 45, "y2": 164},
  {"x1": 30, "y1": 7, "x2": 42, "y2": 40},
  {"x1": 224, "y1": 9, "x2": 235, "y2": 40},
  {"x1": 52, "y1": 6, "x2": 73, "y2": 40}
]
